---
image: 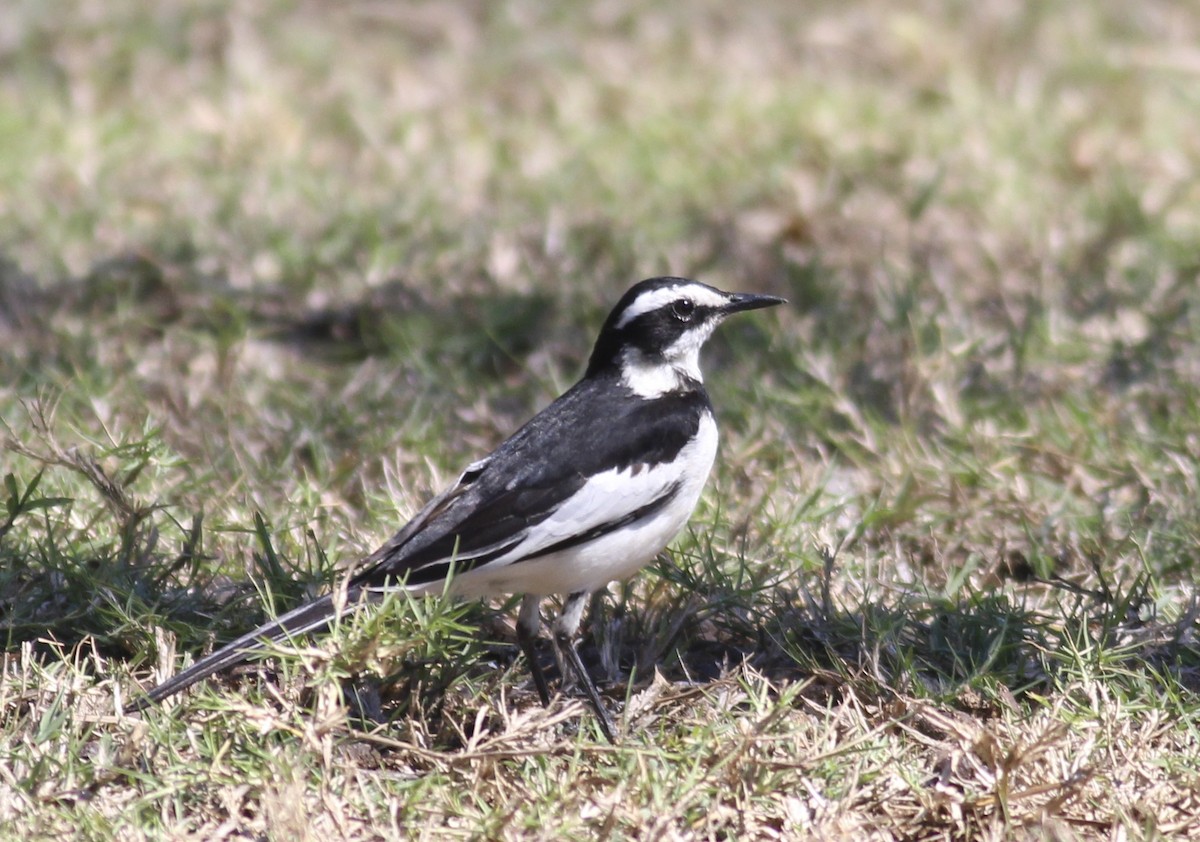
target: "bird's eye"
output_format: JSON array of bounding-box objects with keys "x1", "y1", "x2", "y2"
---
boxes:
[{"x1": 672, "y1": 299, "x2": 696, "y2": 321}]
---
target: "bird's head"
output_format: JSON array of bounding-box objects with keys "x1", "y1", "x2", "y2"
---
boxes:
[{"x1": 587, "y1": 277, "x2": 785, "y2": 395}]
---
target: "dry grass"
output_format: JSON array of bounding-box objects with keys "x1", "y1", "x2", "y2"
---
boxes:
[{"x1": 3, "y1": 0, "x2": 1200, "y2": 839}]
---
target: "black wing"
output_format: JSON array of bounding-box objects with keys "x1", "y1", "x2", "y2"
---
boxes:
[{"x1": 353, "y1": 373, "x2": 711, "y2": 588}]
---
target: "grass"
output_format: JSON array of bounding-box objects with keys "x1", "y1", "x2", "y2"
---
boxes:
[{"x1": 3, "y1": 0, "x2": 1200, "y2": 838}]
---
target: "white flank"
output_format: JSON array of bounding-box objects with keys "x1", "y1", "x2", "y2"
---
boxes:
[{"x1": 440, "y1": 412, "x2": 720, "y2": 598}]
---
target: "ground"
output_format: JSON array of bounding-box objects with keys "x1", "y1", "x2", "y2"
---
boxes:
[{"x1": 2, "y1": 1, "x2": 1200, "y2": 839}]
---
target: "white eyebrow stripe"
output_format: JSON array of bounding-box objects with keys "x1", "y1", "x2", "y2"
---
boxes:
[{"x1": 614, "y1": 285, "x2": 729, "y2": 329}]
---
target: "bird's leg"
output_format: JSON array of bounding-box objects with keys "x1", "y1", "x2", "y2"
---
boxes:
[
  {"x1": 342, "y1": 678, "x2": 386, "y2": 727},
  {"x1": 554, "y1": 590, "x2": 617, "y2": 743},
  {"x1": 517, "y1": 593, "x2": 551, "y2": 707}
]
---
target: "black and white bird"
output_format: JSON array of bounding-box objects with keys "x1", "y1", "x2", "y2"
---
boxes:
[{"x1": 132, "y1": 277, "x2": 784, "y2": 740}]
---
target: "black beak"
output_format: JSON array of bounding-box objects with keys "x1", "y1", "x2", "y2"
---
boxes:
[{"x1": 722, "y1": 292, "x2": 787, "y2": 314}]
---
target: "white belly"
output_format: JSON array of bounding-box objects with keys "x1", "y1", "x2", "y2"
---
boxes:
[{"x1": 443, "y1": 413, "x2": 718, "y2": 598}]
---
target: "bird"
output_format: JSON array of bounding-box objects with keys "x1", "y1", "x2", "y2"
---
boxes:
[{"x1": 131, "y1": 276, "x2": 784, "y2": 741}]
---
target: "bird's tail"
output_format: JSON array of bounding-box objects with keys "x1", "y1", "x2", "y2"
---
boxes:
[{"x1": 128, "y1": 586, "x2": 370, "y2": 712}]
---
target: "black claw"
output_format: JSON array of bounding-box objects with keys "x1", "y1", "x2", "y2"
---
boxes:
[{"x1": 555, "y1": 628, "x2": 617, "y2": 743}]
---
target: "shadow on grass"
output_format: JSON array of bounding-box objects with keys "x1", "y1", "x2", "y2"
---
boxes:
[
  {"x1": 622, "y1": 550, "x2": 1200, "y2": 719},
  {"x1": 4, "y1": 413, "x2": 1199, "y2": 739},
  {"x1": 3, "y1": 478, "x2": 1199, "y2": 744}
]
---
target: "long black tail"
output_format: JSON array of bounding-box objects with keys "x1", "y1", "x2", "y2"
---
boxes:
[{"x1": 129, "y1": 586, "x2": 369, "y2": 712}]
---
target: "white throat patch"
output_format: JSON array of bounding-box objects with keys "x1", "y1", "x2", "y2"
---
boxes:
[
  {"x1": 618, "y1": 322, "x2": 715, "y2": 397},
  {"x1": 621, "y1": 350, "x2": 689, "y2": 397}
]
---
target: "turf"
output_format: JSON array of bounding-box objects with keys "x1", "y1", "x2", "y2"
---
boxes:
[{"x1": 3, "y1": 1, "x2": 1200, "y2": 839}]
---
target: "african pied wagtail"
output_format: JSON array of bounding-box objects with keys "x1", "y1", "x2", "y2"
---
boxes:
[{"x1": 132, "y1": 277, "x2": 784, "y2": 741}]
